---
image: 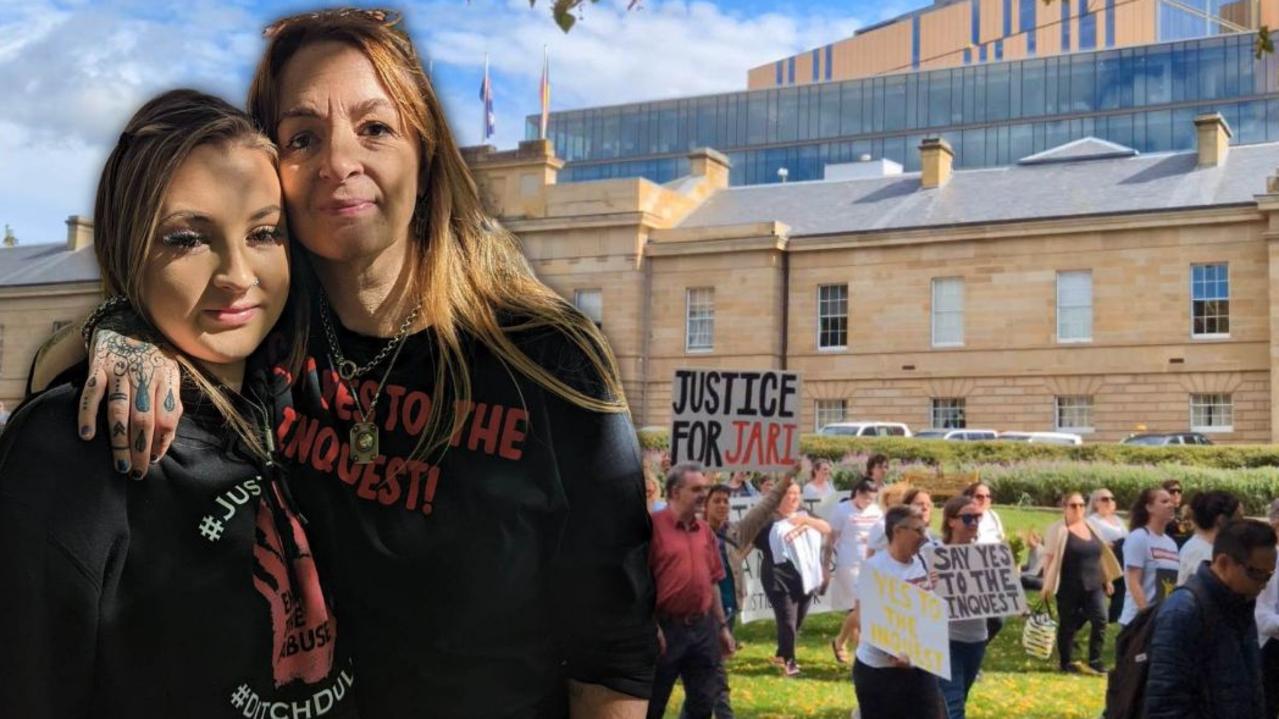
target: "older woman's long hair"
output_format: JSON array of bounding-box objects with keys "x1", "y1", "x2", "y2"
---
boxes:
[{"x1": 247, "y1": 9, "x2": 626, "y2": 461}]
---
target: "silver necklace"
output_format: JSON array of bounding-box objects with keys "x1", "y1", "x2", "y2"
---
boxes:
[{"x1": 318, "y1": 299, "x2": 422, "y2": 464}]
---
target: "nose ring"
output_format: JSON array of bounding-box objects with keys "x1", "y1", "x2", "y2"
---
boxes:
[{"x1": 251, "y1": 278, "x2": 261, "y2": 288}]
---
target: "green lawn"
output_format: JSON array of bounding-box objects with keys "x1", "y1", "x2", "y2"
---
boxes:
[{"x1": 661, "y1": 505, "x2": 1116, "y2": 718}]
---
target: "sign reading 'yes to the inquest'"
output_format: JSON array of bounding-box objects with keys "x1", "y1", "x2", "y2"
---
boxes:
[{"x1": 669, "y1": 368, "x2": 802, "y2": 472}]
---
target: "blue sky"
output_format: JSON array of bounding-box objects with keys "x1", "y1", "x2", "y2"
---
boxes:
[{"x1": 0, "y1": 0, "x2": 916, "y2": 245}]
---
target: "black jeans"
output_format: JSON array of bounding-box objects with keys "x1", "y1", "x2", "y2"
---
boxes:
[
  {"x1": 852, "y1": 659, "x2": 946, "y2": 719},
  {"x1": 1057, "y1": 586, "x2": 1108, "y2": 670},
  {"x1": 1263, "y1": 638, "x2": 1279, "y2": 719},
  {"x1": 764, "y1": 585, "x2": 812, "y2": 662},
  {"x1": 649, "y1": 615, "x2": 727, "y2": 719}
]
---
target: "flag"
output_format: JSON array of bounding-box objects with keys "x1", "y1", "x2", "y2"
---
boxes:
[
  {"x1": 539, "y1": 46, "x2": 551, "y2": 140},
  {"x1": 479, "y1": 54, "x2": 495, "y2": 141}
]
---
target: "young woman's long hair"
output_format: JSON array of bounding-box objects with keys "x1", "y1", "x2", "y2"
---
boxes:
[
  {"x1": 1129, "y1": 487, "x2": 1163, "y2": 532},
  {"x1": 94, "y1": 88, "x2": 304, "y2": 459},
  {"x1": 247, "y1": 9, "x2": 626, "y2": 462}
]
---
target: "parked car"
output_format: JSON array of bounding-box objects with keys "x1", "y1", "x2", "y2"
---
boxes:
[
  {"x1": 998, "y1": 431, "x2": 1084, "y2": 446},
  {"x1": 912, "y1": 428, "x2": 999, "y2": 441},
  {"x1": 817, "y1": 421, "x2": 912, "y2": 438},
  {"x1": 1120, "y1": 432, "x2": 1214, "y2": 446}
]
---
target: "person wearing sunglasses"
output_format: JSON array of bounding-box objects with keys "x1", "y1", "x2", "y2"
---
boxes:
[
  {"x1": 1087, "y1": 488, "x2": 1128, "y2": 623},
  {"x1": 852, "y1": 505, "x2": 945, "y2": 719},
  {"x1": 1178, "y1": 491, "x2": 1243, "y2": 586},
  {"x1": 1042, "y1": 492, "x2": 1121, "y2": 675},
  {"x1": 937, "y1": 495, "x2": 989, "y2": 719},
  {"x1": 963, "y1": 481, "x2": 1007, "y2": 644},
  {"x1": 1162, "y1": 479, "x2": 1195, "y2": 548},
  {"x1": 1144, "y1": 519, "x2": 1276, "y2": 719}
]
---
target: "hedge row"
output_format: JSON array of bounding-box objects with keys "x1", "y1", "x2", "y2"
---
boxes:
[
  {"x1": 635, "y1": 430, "x2": 1279, "y2": 470},
  {"x1": 978, "y1": 461, "x2": 1279, "y2": 516}
]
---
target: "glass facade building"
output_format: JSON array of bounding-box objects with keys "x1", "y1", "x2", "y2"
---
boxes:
[{"x1": 527, "y1": 33, "x2": 1279, "y2": 186}]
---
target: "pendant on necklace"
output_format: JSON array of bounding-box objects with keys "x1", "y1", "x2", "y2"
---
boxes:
[
  {"x1": 338, "y1": 359, "x2": 360, "y2": 381},
  {"x1": 350, "y1": 421, "x2": 379, "y2": 464}
]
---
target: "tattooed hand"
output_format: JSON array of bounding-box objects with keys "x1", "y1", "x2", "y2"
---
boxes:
[{"x1": 79, "y1": 328, "x2": 182, "y2": 478}]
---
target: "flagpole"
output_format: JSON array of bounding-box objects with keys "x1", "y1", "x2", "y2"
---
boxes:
[
  {"x1": 540, "y1": 45, "x2": 550, "y2": 141},
  {"x1": 482, "y1": 52, "x2": 489, "y2": 143}
]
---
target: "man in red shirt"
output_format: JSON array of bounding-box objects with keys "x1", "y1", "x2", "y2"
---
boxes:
[{"x1": 647, "y1": 462, "x2": 735, "y2": 719}]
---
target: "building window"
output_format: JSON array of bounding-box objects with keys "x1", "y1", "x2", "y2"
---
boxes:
[
  {"x1": 686, "y1": 287, "x2": 715, "y2": 352},
  {"x1": 817, "y1": 284, "x2": 848, "y2": 350},
  {"x1": 787, "y1": 56, "x2": 796, "y2": 84},
  {"x1": 812, "y1": 48, "x2": 821, "y2": 82},
  {"x1": 573, "y1": 289, "x2": 602, "y2": 326},
  {"x1": 931, "y1": 398, "x2": 966, "y2": 429},
  {"x1": 1061, "y1": 0, "x2": 1071, "y2": 51},
  {"x1": 912, "y1": 16, "x2": 921, "y2": 69},
  {"x1": 825, "y1": 44, "x2": 833, "y2": 81},
  {"x1": 1191, "y1": 263, "x2": 1229, "y2": 337},
  {"x1": 775, "y1": 60, "x2": 783, "y2": 86},
  {"x1": 932, "y1": 277, "x2": 965, "y2": 347},
  {"x1": 1190, "y1": 393, "x2": 1233, "y2": 432},
  {"x1": 815, "y1": 399, "x2": 847, "y2": 431},
  {"x1": 1055, "y1": 396, "x2": 1094, "y2": 431},
  {"x1": 1078, "y1": 0, "x2": 1096, "y2": 49},
  {"x1": 1105, "y1": 0, "x2": 1116, "y2": 47},
  {"x1": 1020, "y1": 0, "x2": 1037, "y2": 55},
  {"x1": 1057, "y1": 270, "x2": 1093, "y2": 342}
]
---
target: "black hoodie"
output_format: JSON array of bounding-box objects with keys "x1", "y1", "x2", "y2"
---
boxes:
[{"x1": 0, "y1": 374, "x2": 358, "y2": 719}]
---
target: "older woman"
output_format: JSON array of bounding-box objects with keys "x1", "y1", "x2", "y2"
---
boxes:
[
  {"x1": 753, "y1": 481, "x2": 831, "y2": 676},
  {"x1": 937, "y1": 495, "x2": 989, "y2": 719},
  {"x1": 68, "y1": 9, "x2": 655, "y2": 717},
  {"x1": 852, "y1": 505, "x2": 945, "y2": 718},
  {"x1": 1042, "y1": 492, "x2": 1121, "y2": 675},
  {"x1": 1087, "y1": 488, "x2": 1127, "y2": 622}
]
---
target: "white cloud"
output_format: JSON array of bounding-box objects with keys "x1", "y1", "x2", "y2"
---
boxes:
[{"x1": 418, "y1": 0, "x2": 867, "y2": 147}]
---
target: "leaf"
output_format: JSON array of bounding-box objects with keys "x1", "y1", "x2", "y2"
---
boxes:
[
  {"x1": 1257, "y1": 26, "x2": 1274, "y2": 60},
  {"x1": 553, "y1": 0, "x2": 579, "y2": 33}
]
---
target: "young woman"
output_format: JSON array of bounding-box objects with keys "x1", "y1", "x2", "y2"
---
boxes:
[
  {"x1": 0, "y1": 91, "x2": 356, "y2": 717},
  {"x1": 1177, "y1": 490, "x2": 1242, "y2": 585},
  {"x1": 1120, "y1": 487, "x2": 1180, "y2": 625},
  {"x1": 802, "y1": 458, "x2": 836, "y2": 501},
  {"x1": 852, "y1": 505, "x2": 946, "y2": 718},
  {"x1": 965, "y1": 481, "x2": 1008, "y2": 642},
  {"x1": 69, "y1": 9, "x2": 655, "y2": 716},
  {"x1": 753, "y1": 481, "x2": 831, "y2": 676},
  {"x1": 1042, "y1": 492, "x2": 1121, "y2": 675},
  {"x1": 828, "y1": 479, "x2": 883, "y2": 664},
  {"x1": 1087, "y1": 487, "x2": 1128, "y2": 622},
  {"x1": 937, "y1": 495, "x2": 989, "y2": 719}
]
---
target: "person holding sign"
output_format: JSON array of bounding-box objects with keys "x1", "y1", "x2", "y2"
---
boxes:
[
  {"x1": 753, "y1": 482, "x2": 831, "y2": 676},
  {"x1": 853, "y1": 505, "x2": 947, "y2": 719},
  {"x1": 936, "y1": 495, "x2": 990, "y2": 719},
  {"x1": 1042, "y1": 492, "x2": 1121, "y2": 675},
  {"x1": 1120, "y1": 488, "x2": 1181, "y2": 625}
]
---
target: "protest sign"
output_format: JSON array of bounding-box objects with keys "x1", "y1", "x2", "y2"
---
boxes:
[
  {"x1": 858, "y1": 564, "x2": 951, "y2": 680},
  {"x1": 728, "y1": 495, "x2": 833, "y2": 624},
  {"x1": 929, "y1": 543, "x2": 1028, "y2": 621},
  {"x1": 669, "y1": 369, "x2": 801, "y2": 472}
]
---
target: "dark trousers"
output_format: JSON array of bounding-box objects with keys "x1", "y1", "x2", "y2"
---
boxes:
[
  {"x1": 764, "y1": 585, "x2": 812, "y2": 662},
  {"x1": 938, "y1": 640, "x2": 987, "y2": 719},
  {"x1": 984, "y1": 616, "x2": 1005, "y2": 646},
  {"x1": 1057, "y1": 586, "x2": 1107, "y2": 670},
  {"x1": 679, "y1": 612, "x2": 737, "y2": 719},
  {"x1": 1107, "y1": 576, "x2": 1126, "y2": 624},
  {"x1": 1264, "y1": 638, "x2": 1279, "y2": 719},
  {"x1": 853, "y1": 659, "x2": 946, "y2": 719},
  {"x1": 649, "y1": 615, "x2": 727, "y2": 719}
]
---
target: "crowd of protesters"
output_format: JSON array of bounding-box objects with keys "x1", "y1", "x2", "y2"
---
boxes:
[{"x1": 644, "y1": 450, "x2": 1279, "y2": 719}]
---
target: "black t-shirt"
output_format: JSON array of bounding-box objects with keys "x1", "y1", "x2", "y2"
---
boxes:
[
  {"x1": 0, "y1": 381, "x2": 358, "y2": 719},
  {"x1": 267, "y1": 316, "x2": 657, "y2": 718},
  {"x1": 1062, "y1": 529, "x2": 1104, "y2": 592}
]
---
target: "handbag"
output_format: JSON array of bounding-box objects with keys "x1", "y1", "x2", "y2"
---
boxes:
[{"x1": 1022, "y1": 598, "x2": 1057, "y2": 660}]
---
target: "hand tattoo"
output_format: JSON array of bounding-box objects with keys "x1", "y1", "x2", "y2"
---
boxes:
[
  {"x1": 163, "y1": 388, "x2": 176, "y2": 413},
  {"x1": 93, "y1": 330, "x2": 166, "y2": 409},
  {"x1": 135, "y1": 374, "x2": 151, "y2": 413},
  {"x1": 134, "y1": 429, "x2": 146, "y2": 454},
  {"x1": 112, "y1": 421, "x2": 126, "y2": 437}
]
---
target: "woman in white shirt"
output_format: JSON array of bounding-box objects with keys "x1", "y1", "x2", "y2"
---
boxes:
[
  {"x1": 753, "y1": 481, "x2": 831, "y2": 676},
  {"x1": 1088, "y1": 488, "x2": 1128, "y2": 623},
  {"x1": 937, "y1": 495, "x2": 990, "y2": 719},
  {"x1": 802, "y1": 459, "x2": 836, "y2": 502},
  {"x1": 965, "y1": 481, "x2": 1007, "y2": 642},
  {"x1": 1177, "y1": 490, "x2": 1242, "y2": 585},
  {"x1": 1255, "y1": 499, "x2": 1279, "y2": 718},
  {"x1": 827, "y1": 479, "x2": 883, "y2": 664},
  {"x1": 1120, "y1": 488, "x2": 1179, "y2": 625},
  {"x1": 851, "y1": 505, "x2": 945, "y2": 718}
]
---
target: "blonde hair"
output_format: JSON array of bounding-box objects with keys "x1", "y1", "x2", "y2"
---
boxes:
[
  {"x1": 248, "y1": 9, "x2": 626, "y2": 461},
  {"x1": 94, "y1": 88, "x2": 304, "y2": 460}
]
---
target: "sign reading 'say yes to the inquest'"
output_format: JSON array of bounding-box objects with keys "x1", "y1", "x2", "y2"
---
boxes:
[{"x1": 669, "y1": 369, "x2": 802, "y2": 472}]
